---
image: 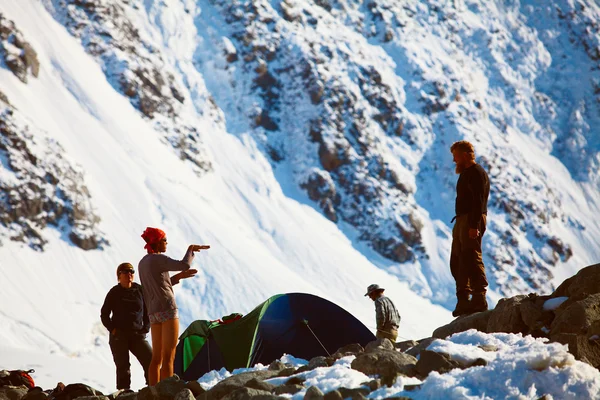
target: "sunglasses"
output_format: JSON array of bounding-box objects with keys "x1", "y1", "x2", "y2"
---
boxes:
[{"x1": 119, "y1": 269, "x2": 135, "y2": 275}]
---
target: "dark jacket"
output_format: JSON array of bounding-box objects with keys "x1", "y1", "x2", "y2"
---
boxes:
[
  {"x1": 100, "y1": 282, "x2": 149, "y2": 334},
  {"x1": 455, "y1": 163, "x2": 490, "y2": 229}
]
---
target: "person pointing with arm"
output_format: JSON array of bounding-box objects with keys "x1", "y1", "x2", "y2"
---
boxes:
[{"x1": 137, "y1": 227, "x2": 210, "y2": 385}]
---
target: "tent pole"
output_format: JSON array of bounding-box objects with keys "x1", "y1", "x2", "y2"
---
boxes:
[{"x1": 303, "y1": 319, "x2": 331, "y2": 357}]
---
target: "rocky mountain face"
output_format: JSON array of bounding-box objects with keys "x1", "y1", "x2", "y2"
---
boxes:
[
  {"x1": 0, "y1": 91, "x2": 105, "y2": 251},
  {"x1": 189, "y1": 0, "x2": 598, "y2": 298},
  {"x1": 0, "y1": 13, "x2": 104, "y2": 251},
  {"x1": 0, "y1": 13, "x2": 39, "y2": 83},
  {"x1": 44, "y1": 0, "x2": 213, "y2": 174},
  {"x1": 0, "y1": 0, "x2": 595, "y2": 302}
]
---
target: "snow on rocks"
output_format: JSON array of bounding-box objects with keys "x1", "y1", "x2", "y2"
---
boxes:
[
  {"x1": 0, "y1": 92, "x2": 105, "y2": 251},
  {"x1": 543, "y1": 296, "x2": 569, "y2": 311},
  {"x1": 183, "y1": 0, "x2": 593, "y2": 301},
  {"x1": 187, "y1": 332, "x2": 600, "y2": 400},
  {"x1": 0, "y1": 13, "x2": 39, "y2": 83},
  {"x1": 400, "y1": 330, "x2": 600, "y2": 400},
  {"x1": 433, "y1": 264, "x2": 600, "y2": 370},
  {"x1": 43, "y1": 0, "x2": 212, "y2": 174}
]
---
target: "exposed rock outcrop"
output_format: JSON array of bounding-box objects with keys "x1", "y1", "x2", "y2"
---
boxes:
[
  {"x1": 44, "y1": 0, "x2": 211, "y2": 174},
  {"x1": 0, "y1": 92, "x2": 105, "y2": 250},
  {"x1": 432, "y1": 263, "x2": 600, "y2": 368},
  {"x1": 0, "y1": 14, "x2": 39, "y2": 83}
]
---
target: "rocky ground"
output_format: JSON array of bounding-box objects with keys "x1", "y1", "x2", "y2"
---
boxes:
[{"x1": 3, "y1": 264, "x2": 600, "y2": 399}]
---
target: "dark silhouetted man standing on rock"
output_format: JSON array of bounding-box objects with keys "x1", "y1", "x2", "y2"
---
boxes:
[
  {"x1": 450, "y1": 141, "x2": 490, "y2": 317},
  {"x1": 365, "y1": 284, "x2": 401, "y2": 342}
]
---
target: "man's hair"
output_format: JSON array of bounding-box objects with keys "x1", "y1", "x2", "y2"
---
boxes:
[{"x1": 450, "y1": 140, "x2": 476, "y2": 161}]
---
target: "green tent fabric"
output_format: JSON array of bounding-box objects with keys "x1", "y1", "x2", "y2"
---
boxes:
[
  {"x1": 175, "y1": 293, "x2": 376, "y2": 380},
  {"x1": 178, "y1": 295, "x2": 282, "y2": 372}
]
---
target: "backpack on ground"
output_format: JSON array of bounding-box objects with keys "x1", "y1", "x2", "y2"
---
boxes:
[
  {"x1": 0, "y1": 369, "x2": 35, "y2": 389},
  {"x1": 49, "y1": 383, "x2": 103, "y2": 400}
]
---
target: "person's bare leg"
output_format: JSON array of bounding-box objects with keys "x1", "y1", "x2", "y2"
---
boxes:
[
  {"x1": 159, "y1": 318, "x2": 179, "y2": 381},
  {"x1": 149, "y1": 323, "x2": 163, "y2": 386}
]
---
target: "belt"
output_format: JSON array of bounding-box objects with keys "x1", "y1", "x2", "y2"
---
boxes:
[{"x1": 451, "y1": 212, "x2": 487, "y2": 224}]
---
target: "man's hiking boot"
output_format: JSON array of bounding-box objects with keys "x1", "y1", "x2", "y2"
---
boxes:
[
  {"x1": 452, "y1": 295, "x2": 471, "y2": 317},
  {"x1": 470, "y1": 293, "x2": 488, "y2": 313}
]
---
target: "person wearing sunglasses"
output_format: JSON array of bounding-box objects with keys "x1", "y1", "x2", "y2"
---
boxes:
[
  {"x1": 100, "y1": 262, "x2": 152, "y2": 391},
  {"x1": 138, "y1": 227, "x2": 210, "y2": 385}
]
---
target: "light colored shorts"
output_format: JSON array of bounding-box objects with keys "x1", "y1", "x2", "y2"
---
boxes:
[{"x1": 149, "y1": 309, "x2": 178, "y2": 324}]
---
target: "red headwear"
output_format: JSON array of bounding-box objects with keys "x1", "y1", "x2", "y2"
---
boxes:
[{"x1": 141, "y1": 227, "x2": 166, "y2": 253}]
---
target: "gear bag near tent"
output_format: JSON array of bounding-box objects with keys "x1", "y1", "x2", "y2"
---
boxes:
[{"x1": 174, "y1": 293, "x2": 376, "y2": 380}]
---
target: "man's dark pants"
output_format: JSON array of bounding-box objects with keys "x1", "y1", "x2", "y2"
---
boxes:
[
  {"x1": 109, "y1": 331, "x2": 152, "y2": 390},
  {"x1": 450, "y1": 214, "x2": 488, "y2": 298}
]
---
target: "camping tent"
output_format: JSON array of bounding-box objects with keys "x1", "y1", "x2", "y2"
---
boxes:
[{"x1": 174, "y1": 293, "x2": 376, "y2": 380}]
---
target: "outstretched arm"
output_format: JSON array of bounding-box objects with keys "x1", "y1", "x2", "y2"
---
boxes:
[{"x1": 171, "y1": 269, "x2": 198, "y2": 286}]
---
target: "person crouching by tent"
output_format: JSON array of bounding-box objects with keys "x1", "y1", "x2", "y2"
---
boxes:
[
  {"x1": 138, "y1": 227, "x2": 210, "y2": 385},
  {"x1": 101, "y1": 262, "x2": 152, "y2": 391},
  {"x1": 365, "y1": 284, "x2": 401, "y2": 342}
]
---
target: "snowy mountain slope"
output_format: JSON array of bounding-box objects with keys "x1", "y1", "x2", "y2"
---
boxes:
[
  {"x1": 1, "y1": 0, "x2": 600, "y2": 391},
  {"x1": 23, "y1": 0, "x2": 600, "y2": 304},
  {"x1": 0, "y1": 0, "x2": 450, "y2": 391},
  {"x1": 183, "y1": 0, "x2": 600, "y2": 301}
]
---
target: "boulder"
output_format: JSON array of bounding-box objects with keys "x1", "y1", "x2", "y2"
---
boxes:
[
  {"x1": 405, "y1": 338, "x2": 436, "y2": 358},
  {"x1": 272, "y1": 385, "x2": 303, "y2": 396},
  {"x1": 0, "y1": 387, "x2": 29, "y2": 400},
  {"x1": 200, "y1": 371, "x2": 279, "y2": 400},
  {"x1": 519, "y1": 295, "x2": 549, "y2": 334},
  {"x1": 551, "y1": 333, "x2": 600, "y2": 368},
  {"x1": 552, "y1": 263, "x2": 600, "y2": 299},
  {"x1": 244, "y1": 379, "x2": 275, "y2": 392},
  {"x1": 268, "y1": 361, "x2": 286, "y2": 371},
  {"x1": 67, "y1": 397, "x2": 108, "y2": 400},
  {"x1": 116, "y1": 394, "x2": 136, "y2": 400},
  {"x1": 22, "y1": 388, "x2": 48, "y2": 400},
  {"x1": 550, "y1": 294, "x2": 600, "y2": 336},
  {"x1": 351, "y1": 350, "x2": 417, "y2": 380},
  {"x1": 433, "y1": 311, "x2": 492, "y2": 339},
  {"x1": 337, "y1": 388, "x2": 369, "y2": 400},
  {"x1": 185, "y1": 382, "x2": 205, "y2": 397},
  {"x1": 138, "y1": 387, "x2": 159, "y2": 400},
  {"x1": 588, "y1": 320, "x2": 600, "y2": 337},
  {"x1": 303, "y1": 387, "x2": 324, "y2": 400},
  {"x1": 174, "y1": 390, "x2": 194, "y2": 400},
  {"x1": 469, "y1": 358, "x2": 488, "y2": 367},
  {"x1": 395, "y1": 340, "x2": 418, "y2": 352},
  {"x1": 365, "y1": 338, "x2": 394, "y2": 353},
  {"x1": 307, "y1": 356, "x2": 329, "y2": 370},
  {"x1": 332, "y1": 344, "x2": 364, "y2": 360},
  {"x1": 362, "y1": 380, "x2": 381, "y2": 392},
  {"x1": 220, "y1": 388, "x2": 275, "y2": 400},
  {"x1": 322, "y1": 391, "x2": 342, "y2": 400},
  {"x1": 415, "y1": 350, "x2": 461, "y2": 377},
  {"x1": 284, "y1": 377, "x2": 305, "y2": 386},
  {"x1": 156, "y1": 376, "x2": 187, "y2": 400},
  {"x1": 487, "y1": 296, "x2": 528, "y2": 334},
  {"x1": 275, "y1": 368, "x2": 297, "y2": 378}
]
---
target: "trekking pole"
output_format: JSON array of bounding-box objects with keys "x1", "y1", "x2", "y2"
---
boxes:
[{"x1": 302, "y1": 319, "x2": 331, "y2": 357}]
